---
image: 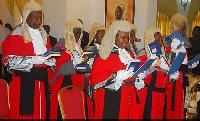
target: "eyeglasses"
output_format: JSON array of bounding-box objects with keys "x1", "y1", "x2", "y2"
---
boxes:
[{"x1": 116, "y1": 34, "x2": 129, "y2": 40}]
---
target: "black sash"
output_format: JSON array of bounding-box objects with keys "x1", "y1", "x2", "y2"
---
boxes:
[
  {"x1": 15, "y1": 67, "x2": 50, "y2": 119},
  {"x1": 143, "y1": 71, "x2": 167, "y2": 119}
]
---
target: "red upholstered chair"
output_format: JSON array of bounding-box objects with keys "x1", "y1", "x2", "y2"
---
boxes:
[
  {"x1": 58, "y1": 85, "x2": 86, "y2": 119},
  {"x1": 0, "y1": 79, "x2": 9, "y2": 119}
]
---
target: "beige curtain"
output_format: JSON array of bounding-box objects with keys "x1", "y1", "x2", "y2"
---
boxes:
[
  {"x1": 15, "y1": 0, "x2": 41, "y2": 15},
  {"x1": 4, "y1": 0, "x2": 14, "y2": 16},
  {"x1": 187, "y1": 0, "x2": 200, "y2": 37},
  {"x1": 4, "y1": 0, "x2": 42, "y2": 27},
  {"x1": 156, "y1": 0, "x2": 178, "y2": 36}
]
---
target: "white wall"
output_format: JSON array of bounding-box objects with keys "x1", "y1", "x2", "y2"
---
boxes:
[
  {"x1": 1, "y1": 0, "x2": 157, "y2": 49},
  {"x1": 134, "y1": 0, "x2": 157, "y2": 49},
  {"x1": 42, "y1": 0, "x2": 67, "y2": 40},
  {"x1": 66, "y1": 0, "x2": 105, "y2": 32}
]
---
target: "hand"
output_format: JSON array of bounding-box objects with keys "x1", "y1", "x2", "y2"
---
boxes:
[
  {"x1": 45, "y1": 58, "x2": 56, "y2": 66},
  {"x1": 137, "y1": 71, "x2": 146, "y2": 80},
  {"x1": 150, "y1": 54, "x2": 157, "y2": 60},
  {"x1": 188, "y1": 61, "x2": 199, "y2": 69},
  {"x1": 87, "y1": 58, "x2": 94, "y2": 68},
  {"x1": 72, "y1": 56, "x2": 84, "y2": 66},
  {"x1": 134, "y1": 78, "x2": 145, "y2": 90},
  {"x1": 169, "y1": 71, "x2": 180, "y2": 80},
  {"x1": 160, "y1": 57, "x2": 169, "y2": 70},
  {"x1": 171, "y1": 38, "x2": 181, "y2": 52},
  {"x1": 117, "y1": 69, "x2": 134, "y2": 81},
  {"x1": 32, "y1": 56, "x2": 47, "y2": 64}
]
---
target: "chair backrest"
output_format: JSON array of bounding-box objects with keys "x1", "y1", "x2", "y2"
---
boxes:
[
  {"x1": 58, "y1": 85, "x2": 86, "y2": 119},
  {"x1": 0, "y1": 79, "x2": 9, "y2": 119}
]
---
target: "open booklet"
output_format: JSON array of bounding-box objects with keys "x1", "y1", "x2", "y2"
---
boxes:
[
  {"x1": 41, "y1": 47, "x2": 66, "y2": 59},
  {"x1": 168, "y1": 30, "x2": 185, "y2": 49},
  {"x1": 147, "y1": 40, "x2": 163, "y2": 58},
  {"x1": 167, "y1": 52, "x2": 186, "y2": 75},
  {"x1": 186, "y1": 54, "x2": 200, "y2": 67},
  {"x1": 75, "y1": 49, "x2": 98, "y2": 69},
  {"x1": 80, "y1": 49, "x2": 98, "y2": 64},
  {"x1": 131, "y1": 58, "x2": 156, "y2": 78}
]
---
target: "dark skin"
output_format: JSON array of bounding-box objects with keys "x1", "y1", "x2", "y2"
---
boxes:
[
  {"x1": 26, "y1": 11, "x2": 42, "y2": 29},
  {"x1": 115, "y1": 31, "x2": 129, "y2": 49},
  {"x1": 115, "y1": 6, "x2": 123, "y2": 20},
  {"x1": 154, "y1": 32, "x2": 163, "y2": 48},
  {"x1": 94, "y1": 30, "x2": 105, "y2": 45},
  {"x1": 73, "y1": 28, "x2": 82, "y2": 43}
]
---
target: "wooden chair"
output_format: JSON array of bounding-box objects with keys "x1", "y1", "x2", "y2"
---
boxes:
[
  {"x1": 0, "y1": 79, "x2": 9, "y2": 119},
  {"x1": 58, "y1": 85, "x2": 86, "y2": 119}
]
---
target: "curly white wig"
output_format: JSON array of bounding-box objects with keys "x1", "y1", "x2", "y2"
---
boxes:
[{"x1": 99, "y1": 20, "x2": 131, "y2": 60}]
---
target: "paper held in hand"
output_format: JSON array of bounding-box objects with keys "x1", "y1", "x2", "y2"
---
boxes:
[{"x1": 126, "y1": 59, "x2": 141, "y2": 72}]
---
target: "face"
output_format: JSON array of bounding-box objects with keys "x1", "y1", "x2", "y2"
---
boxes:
[
  {"x1": 130, "y1": 30, "x2": 136, "y2": 44},
  {"x1": 95, "y1": 30, "x2": 105, "y2": 45},
  {"x1": 178, "y1": 24, "x2": 187, "y2": 37},
  {"x1": 115, "y1": 31, "x2": 130, "y2": 49},
  {"x1": 73, "y1": 28, "x2": 82, "y2": 42},
  {"x1": 115, "y1": 6, "x2": 123, "y2": 20},
  {"x1": 154, "y1": 32, "x2": 163, "y2": 47},
  {"x1": 26, "y1": 11, "x2": 42, "y2": 29}
]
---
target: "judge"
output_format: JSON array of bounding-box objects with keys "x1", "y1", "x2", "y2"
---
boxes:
[
  {"x1": 2, "y1": 1, "x2": 53, "y2": 119},
  {"x1": 89, "y1": 20, "x2": 146, "y2": 119}
]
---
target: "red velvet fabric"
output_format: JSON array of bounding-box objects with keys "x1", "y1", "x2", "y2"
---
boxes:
[
  {"x1": 48, "y1": 51, "x2": 88, "y2": 119},
  {"x1": 89, "y1": 54, "x2": 149, "y2": 119},
  {"x1": 0, "y1": 79, "x2": 9, "y2": 119},
  {"x1": 58, "y1": 85, "x2": 86, "y2": 119},
  {"x1": 2, "y1": 34, "x2": 51, "y2": 119}
]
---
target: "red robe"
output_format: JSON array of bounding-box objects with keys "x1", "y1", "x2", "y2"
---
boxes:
[
  {"x1": 142, "y1": 66, "x2": 169, "y2": 119},
  {"x1": 90, "y1": 52, "x2": 147, "y2": 119},
  {"x1": 48, "y1": 45, "x2": 89, "y2": 119},
  {"x1": 2, "y1": 28, "x2": 51, "y2": 119},
  {"x1": 165, "y1": 46, "x2": 185, "y2": 119}
]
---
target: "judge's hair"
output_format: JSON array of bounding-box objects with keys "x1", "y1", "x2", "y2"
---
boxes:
[
  {"x1": 22, "y1": 0, "x2": 47, "y2": 44},
  {"x1": 170, "y1": 13, "x2": 188, "y2": 33},
  {"x1": 64, "y1": 19, "x2": 83, "y2": 54}
]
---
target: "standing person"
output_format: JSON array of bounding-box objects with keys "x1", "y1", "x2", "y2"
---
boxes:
[
  {"x1": 0, "y1": 19, "x2": 10, "y2": 79},
  {"x1": 187, "y1": 26, "x2": 200, "y2": 76},
  {"x1": 48, "y1": 19, "x2": 94, "y2": 119},
  {"x1": 43, "y1": 25, "x2": 57, "y2": 47},
  {"x1": 89, "y1": 20, "x2": 146, "y2": 119},
  {"x1": 141, "y1": 27, "x2": 175, "y2": 119},
  {"x1": 164, "y1": 13, "x2": 197, "y2": 119},
  {"x1": 77, "y1": 19, "x2": 89, "y2": 49},
  {"x1": 2, "y1": 1, "x2": 54, "y2": 119},
  {"x1": 83, "y1": 22, "x2": 106, "y2": 119}
]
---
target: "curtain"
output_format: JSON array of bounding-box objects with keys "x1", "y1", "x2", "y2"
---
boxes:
[
  {"x1": 4, "y1": 0, "x2": 14, "y2": 16},
  {"x1": 4, "y1": 0, "x2": 41, "y2": 16},
  {"x1": 187, "y1": 0, "x2": 200, "y2": 37},
  {"x1": 15, "y1": 0, "x2": 42, "y2": 15},
  {"x1": 4, "y1": 0, "x2": 42, "y2": 27},
  {"x1": 156, "y1": 0, "x2": 178, "y2": 36}
]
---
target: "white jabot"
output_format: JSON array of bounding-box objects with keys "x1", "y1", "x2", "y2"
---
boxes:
[
  {"x1": 114, "y1": 45, "x2": 134, "y2": 65},
  {"x1": 27, "y1": 24, "x2": 47, "y2": 55}
]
